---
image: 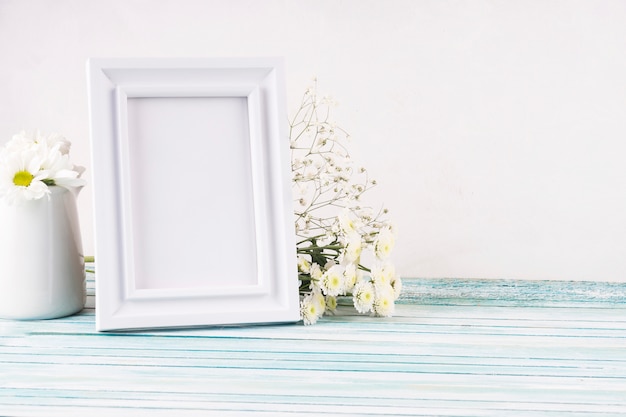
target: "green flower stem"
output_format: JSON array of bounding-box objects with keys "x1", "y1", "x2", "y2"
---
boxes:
[
  {"x1": 296, "y1": 234, "x2": 327, "y2": 245},
  {"x1": 298, "y1": 274, "x2": 316, "y2": 281},
  {"x1": 297, "y1": 244, "x2": 343, "y2": 252}
]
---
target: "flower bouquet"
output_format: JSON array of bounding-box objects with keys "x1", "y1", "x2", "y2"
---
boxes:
[
  {"x1": 290, "y1": 81, "x2": 401, "y2": 324},
  {"x1": 0, "y1": 131, "x2": 86, "y2": 203}
]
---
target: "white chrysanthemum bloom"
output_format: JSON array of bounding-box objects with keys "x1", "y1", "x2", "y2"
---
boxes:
[
  {"x1": 352, "y1": 279, "x2": 375, "y2": 314},
  {"x1": 376, "y1": 262, "x2": 402, "y2": 300},
  {"x1": 371, "y1": 262, "x2": 396, "y2": 289},
  {"x1": 382, "y1": 263, "x2": 396, "y2": 281},
  {"x1": 391, "y1": 274, "x2": 402, "y2": 300},
  {"x1": 312, "y1": 288, "x2": 326, "y2": 315},
  {"x1": 342, "y1": 232, "x2": 362, "y2": 263},
  {"x1": 374, "y1": 226, "x2": 395, "y2": 260},
  {"x1": 338, "y1": 208, "x2": 358, "y2": 234},
  {"x1": 297, "y1": 255, "x2": 311, "y2": 274},
  {"x1": 323, "y1": 258, "x2": 337, "y2": 270},
  {"x1": 307, "y1": 264, "x2": 323, "y2": 294},
  {"x1": 309, "y1": 262, "x2": 323, "y2": 281},
  {"x1": 308, "y1": 278, "x2": 322, "y2": 294},
  {"x1": 343, "y1": 262, "x2": 360, "y2": 293},
  {"x1": 321, "y1": 264, "x2": 345, "y2": 297},
  {"x1": 325, "y1": 295, "x2": 337, "y2": 315},
  {"x1": 373, "y1": 284, "x2": 396, "y2": 317},
  {"x1": 0, "y1": 148, "x2": 51, "y2": 204},
  {"x1": 370, "y1": 264, "x2": 390, "y2": 288},
  {"x1": 300, "y1": 293, "x2": 322, "y2": 325}
]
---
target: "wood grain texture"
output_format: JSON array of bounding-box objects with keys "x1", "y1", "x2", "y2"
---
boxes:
[{"x1": 1, "y1": 267, "x2": 625, "y2": 416}]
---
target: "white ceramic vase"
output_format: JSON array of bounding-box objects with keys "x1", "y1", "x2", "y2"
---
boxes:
[{"x1": 0, "y1": 185, "x2": 86, "y2": 320}]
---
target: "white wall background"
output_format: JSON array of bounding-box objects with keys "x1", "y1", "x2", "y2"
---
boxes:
[{"x1": 1, "y1": 0, "x2": 625, "y2": 281}]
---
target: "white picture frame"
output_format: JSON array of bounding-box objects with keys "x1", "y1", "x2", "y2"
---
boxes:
[{"x1": 87, "y1": 58, "x2": 299, "y2": 331}]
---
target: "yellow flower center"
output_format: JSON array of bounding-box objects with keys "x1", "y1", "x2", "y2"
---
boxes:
[{"x1": 13, "y1": 170, "x2": 33, "y2": 187}]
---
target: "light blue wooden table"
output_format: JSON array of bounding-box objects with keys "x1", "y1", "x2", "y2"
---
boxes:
[{"x1": 1, "y1": 267, "x2": 625, "y2": 416}]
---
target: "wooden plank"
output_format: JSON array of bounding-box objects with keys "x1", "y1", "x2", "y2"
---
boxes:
[
  {"x1": 1, "y1": 272, "x2": 625, "y2": 416},
  {"x1": 400, "y1": 278, "x2": 626, "y2": 307}
]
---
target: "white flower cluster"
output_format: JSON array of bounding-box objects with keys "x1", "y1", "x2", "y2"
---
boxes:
[
  {"x1": 298, "y1": 221, "x2": 401, "y2": 325},
  {"x1": 0, "y1": 131, "x2": 86, "y2": 205},
  {"x1": 291, "y1": 81, "x2": 401, "y2": 325}
]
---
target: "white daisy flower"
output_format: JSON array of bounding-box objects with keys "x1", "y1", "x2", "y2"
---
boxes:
[
  {"x1": 352, "y1": 279, "x2": 375, "y2": 314},
  {"x1": 39, "y1": 146, "x2": 85, "y2": 189},
  {"x1": 0, "y1": 147, "x2": 51, "y2": 204},
  {"x1": 39, "y1": 132, "x2": 72, "y2": 155}
]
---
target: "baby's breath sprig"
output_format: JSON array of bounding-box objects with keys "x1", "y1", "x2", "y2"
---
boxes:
[{"x1": 290, "y1": 80, "x2": 401, "y2": 325}]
